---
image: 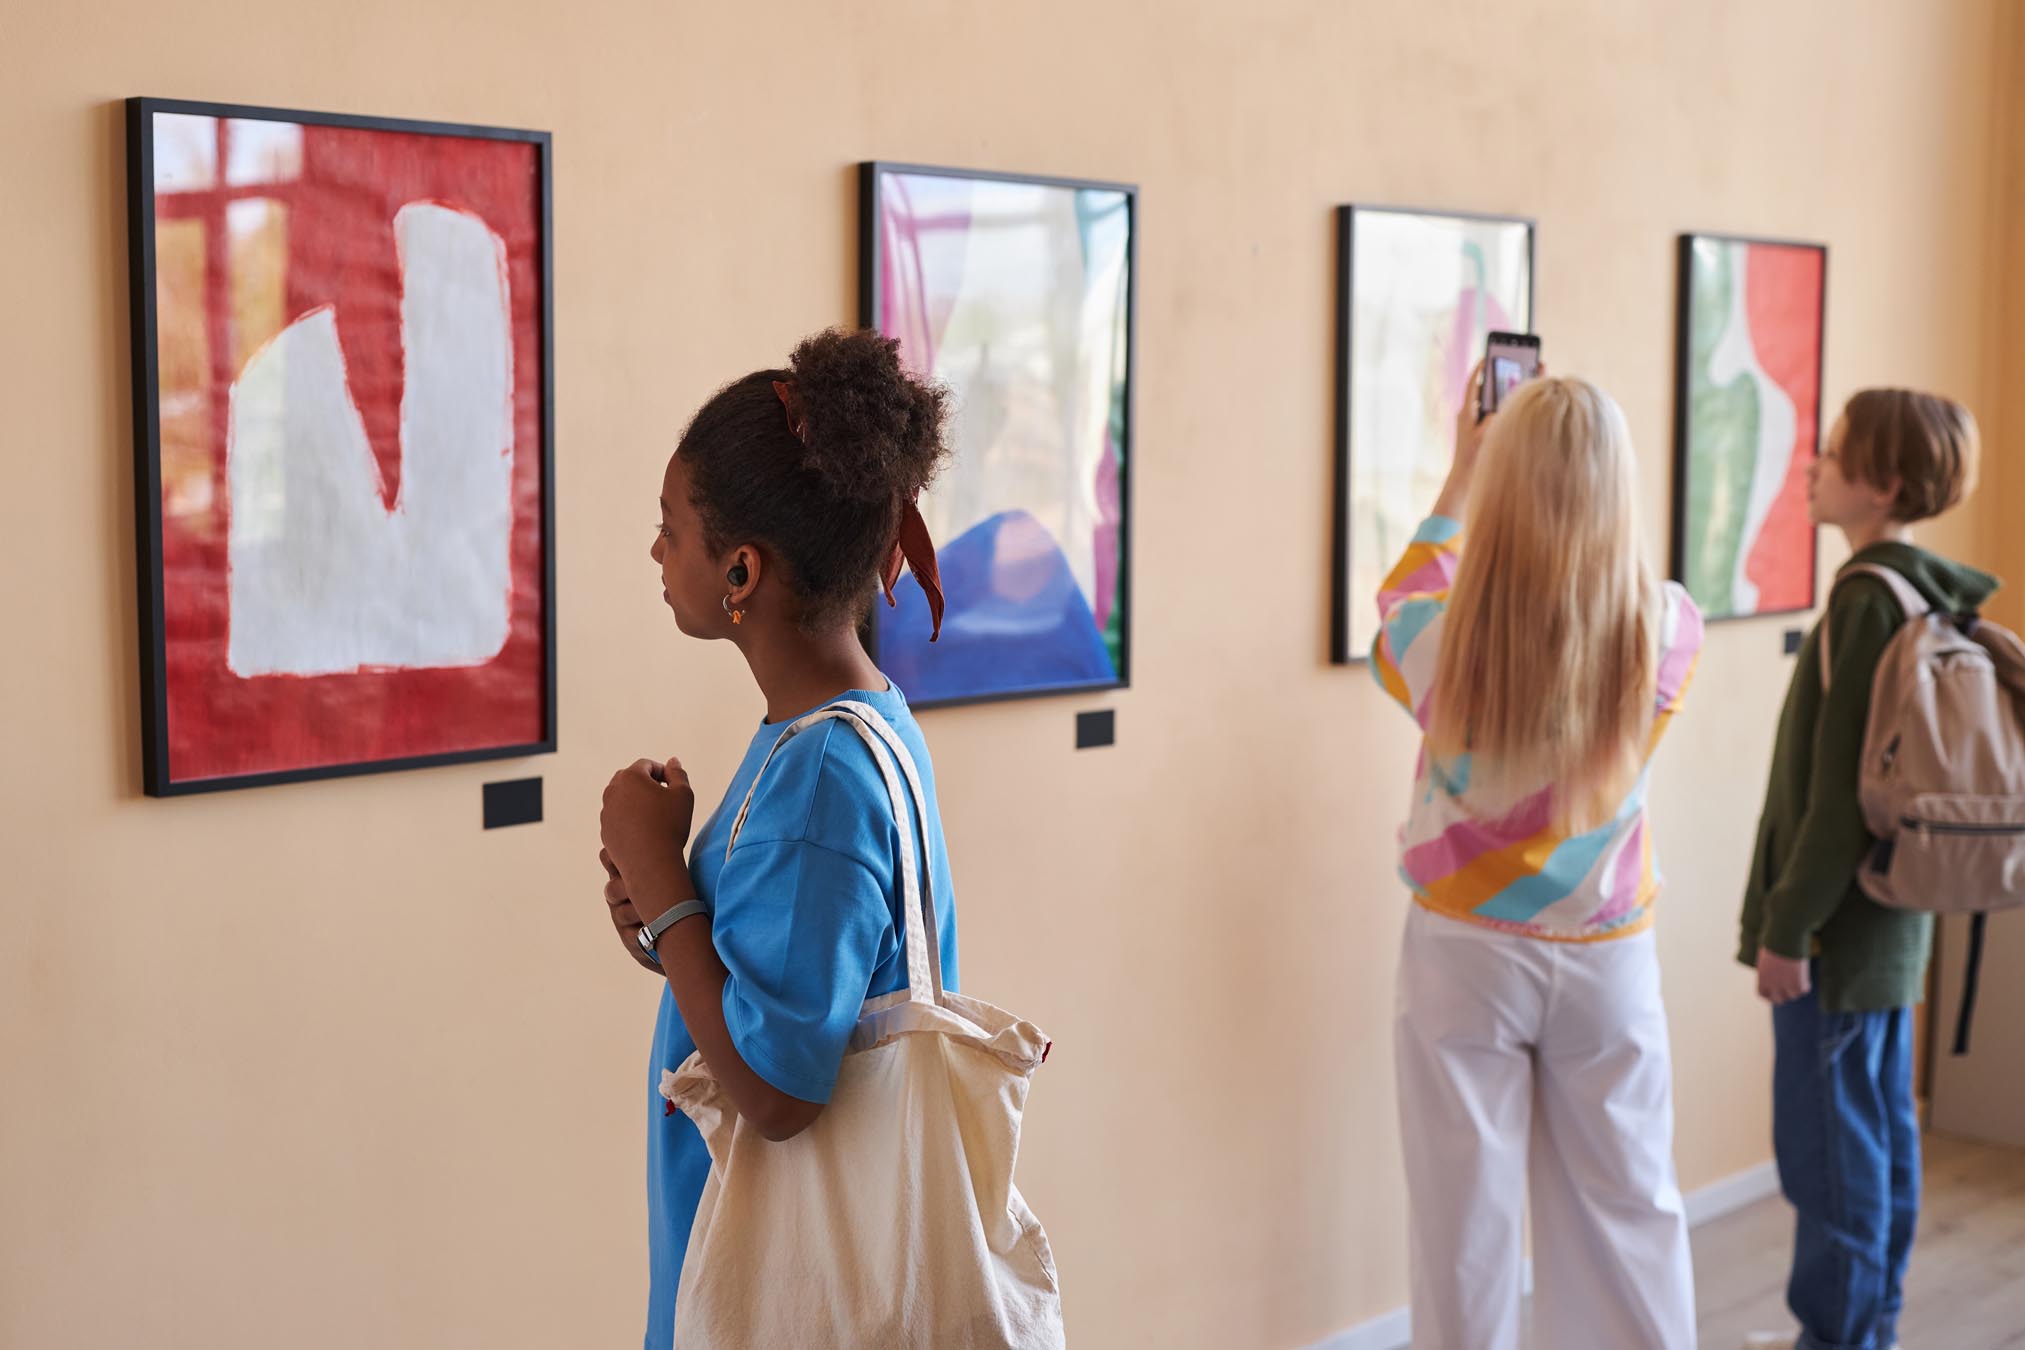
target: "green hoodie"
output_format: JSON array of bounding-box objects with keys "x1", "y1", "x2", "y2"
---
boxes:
[{"x1": 1737, "y1": 541, "x2": 2001, "y2": 1012}]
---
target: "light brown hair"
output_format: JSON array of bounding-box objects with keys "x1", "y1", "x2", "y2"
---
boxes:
[{"x1": 1838, "y1": 388, "x2": 1979, "y2": 523}]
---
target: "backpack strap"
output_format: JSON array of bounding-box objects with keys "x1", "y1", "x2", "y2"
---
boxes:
[
  {"x1": 1817, "y1": 562, "x2": 1930, "y2": 694},
  {"x1": 1954, "y1": 911, "x2": 1989, "y2": 1056}
]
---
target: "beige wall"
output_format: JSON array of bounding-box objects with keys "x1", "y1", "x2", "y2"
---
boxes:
[
  {"x1": 0, "y1": 2, "x2": 2010, "y2": 1346},
  {"x1": 1987, "y1": 1, "x2": 2025, "y2": 631}
]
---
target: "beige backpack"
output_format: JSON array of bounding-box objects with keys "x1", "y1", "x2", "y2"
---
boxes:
[{"x1": 1823, "y1": 562, "x2": 2025, "y2": 1050}]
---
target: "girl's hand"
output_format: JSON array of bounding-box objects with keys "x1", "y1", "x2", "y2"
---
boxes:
[
  {"x1": 1434, "y1": 360, "x2": 1492, "y2": 520},
  {"x1": 600, "y1": 847, "x2": 664, "y2": 974},
  {"x1": 1755, "y1": 950, "x2": 1812, "y2": 1005},
  {"x1": 600, "y1": 756, "x2": 697, "y2": 921},
  {"x1": 1454, "y1": 358, "x2": 1502, "y2": 476}
]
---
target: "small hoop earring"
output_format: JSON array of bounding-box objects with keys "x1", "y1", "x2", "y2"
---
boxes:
[{"x1": 723, "y1": 594, "x2": 745, "y2": 626}]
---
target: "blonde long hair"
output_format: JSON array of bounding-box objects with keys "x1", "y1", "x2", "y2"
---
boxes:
[{"x1": 1427, "y1": 377, "x2": 1658, "y2": 831}]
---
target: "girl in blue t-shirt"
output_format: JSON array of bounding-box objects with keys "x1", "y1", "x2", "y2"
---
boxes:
[{"x1": 595, "y1": 329, "x2": 960, "y2": 1347}]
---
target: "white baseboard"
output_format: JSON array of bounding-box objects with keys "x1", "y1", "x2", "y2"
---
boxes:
[
  {"x1": 1302, "y1": 1159, "x2": 1779, "y2": 1350},
  {"x1": 1304, "y1": 1305, "x2": 1410, "y2": 1350},
  {"x1": 1683, "y1": 1159, "x2": 1780, "y2": 1226},
  {"x1": 1306, "y1": 1263, "x2": 1533, "y2": 1350}
]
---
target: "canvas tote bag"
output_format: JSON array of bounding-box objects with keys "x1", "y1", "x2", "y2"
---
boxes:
[{"x1": 661, "y1": 701, "x2": 1064, "y2": 1349}]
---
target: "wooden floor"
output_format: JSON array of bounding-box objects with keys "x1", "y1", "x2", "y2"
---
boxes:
[{"x1": 1693, "y1": 1132, "x2": 2025, "y2": 1348}]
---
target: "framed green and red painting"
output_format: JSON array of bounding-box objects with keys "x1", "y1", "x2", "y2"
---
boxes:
[{"x1": 1671, "y1": 233, "x2": 1827, "y2": 622}]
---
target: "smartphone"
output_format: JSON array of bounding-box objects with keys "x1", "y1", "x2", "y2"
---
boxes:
[{"x1": 1479, "y1": 331, "x2": 1542, "y2": 418}]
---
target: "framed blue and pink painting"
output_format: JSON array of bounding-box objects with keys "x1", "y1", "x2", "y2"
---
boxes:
[{"x1": 860, "y1": 161, "x2": 1136, "y2": 709}]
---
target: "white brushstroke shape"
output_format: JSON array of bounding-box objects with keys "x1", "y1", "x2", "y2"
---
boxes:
[
  {"x1": 226, "y1": 202, "x2": 515, "y2": 676},
  {"x1": 1704, "y1": 244, "x2": 1796, "y2": 615}
]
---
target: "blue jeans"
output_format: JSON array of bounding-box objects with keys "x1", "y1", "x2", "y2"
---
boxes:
[{"x1": 1771, "y1": 985, "x2": 1919, "y2": 1350}]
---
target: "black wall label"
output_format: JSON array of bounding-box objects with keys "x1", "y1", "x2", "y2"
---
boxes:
[
  {"x1": 484, "y1": 777, "x2": 543, "y2": 829},
  {"x1": 1076, "y1": 710, "x2": 1116, "y2": 750}
]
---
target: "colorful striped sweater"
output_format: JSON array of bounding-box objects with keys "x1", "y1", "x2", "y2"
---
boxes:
[{"x1": 1373, "y1": 516, "x2": 1705, "y2": 942}]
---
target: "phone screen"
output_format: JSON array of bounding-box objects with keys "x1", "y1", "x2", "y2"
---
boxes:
[{"x1": 1481, "y1": 333, "x2": 1542, "y2": 416}]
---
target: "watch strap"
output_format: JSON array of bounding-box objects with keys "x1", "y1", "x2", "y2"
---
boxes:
[{"x1": 640, "y1": 898, "x2": 709, "y2": 954}]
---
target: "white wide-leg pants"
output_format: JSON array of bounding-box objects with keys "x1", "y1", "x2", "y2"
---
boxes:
[{"x1": 1395, "y1": 904, "x2": 1697, "y2": 1350}]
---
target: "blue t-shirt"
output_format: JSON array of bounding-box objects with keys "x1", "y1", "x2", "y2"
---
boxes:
[{"x1": 643, "y1": 683, "x2": 960, "y2": 1347}]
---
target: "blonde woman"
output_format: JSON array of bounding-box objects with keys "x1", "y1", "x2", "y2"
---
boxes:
[{"x1": 1373, "y1": 366, "x2": 1704, "y2": 1349}]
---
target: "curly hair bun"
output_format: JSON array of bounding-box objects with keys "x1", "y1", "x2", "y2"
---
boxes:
[{"x1": 788, "y1": 329, "x2": 951, "y2": 505}]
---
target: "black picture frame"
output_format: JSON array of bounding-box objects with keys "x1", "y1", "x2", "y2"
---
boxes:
[
  {"x1": 858, "y1": 160, "x2": 1137, "y2": 711},
  {"x1": 1670, "y1": 232, "x2": 1827, "y2": 623},
  {"x1": 1331, "y1": 204, "x2": 1537, "y2": 664},
  {"x1": 127, "y1": 97, "x2": 557, "y2": 796}
]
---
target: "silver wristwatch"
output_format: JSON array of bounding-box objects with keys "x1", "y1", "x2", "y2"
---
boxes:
[{"x1": 637, "y1": 899, "x2": 709, "y2": 963}]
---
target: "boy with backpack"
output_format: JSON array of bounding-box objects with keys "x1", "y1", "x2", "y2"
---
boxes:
[{"x1": 1738, "y1": 388, "x2": 1996, "y2": 1350}]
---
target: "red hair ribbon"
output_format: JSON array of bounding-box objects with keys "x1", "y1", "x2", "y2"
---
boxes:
[
  {"x1": 770, "y1": 379, "x2": 809, "y2": 442},
  {"x1": 774, "y1": 378, "x2": 945, "y2": 641},
  {"x1": 883, "y1": 501, "x2": 944, "y2": 642}
]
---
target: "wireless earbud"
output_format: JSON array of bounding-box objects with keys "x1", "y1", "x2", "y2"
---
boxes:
[{"x1": 727, "y1": 563, "x2": 749, "y2": 588}]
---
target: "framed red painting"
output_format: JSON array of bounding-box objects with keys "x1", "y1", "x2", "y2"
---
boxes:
[
  {"x1": 1670, "y1": 233, "x2": 1825, "y2": 622},
  {"x1": 126, "y1": 98, "x2": 555, "y2": 795}
]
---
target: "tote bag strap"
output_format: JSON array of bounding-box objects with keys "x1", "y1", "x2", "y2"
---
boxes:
[
  {"x1": 725, "y1": 702, "x2": 945, "y2": 1005},
  {"x1": 827, "y1": 701, "x2": 946, "y2": 998}
]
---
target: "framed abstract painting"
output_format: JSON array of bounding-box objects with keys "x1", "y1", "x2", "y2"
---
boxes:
[
  {"x1": 860, "y1": 161, "x2": 1135, "y2": 709},
  {"x1": 126, "y1": 98, "x2": 555, "y2": 795},
  {"x1": 1332, "y1": 205, "x2": 1534, "y2": 664},
  {"x1": 1671, "y1": 233, "x2": 1826, "y2": 621}
]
